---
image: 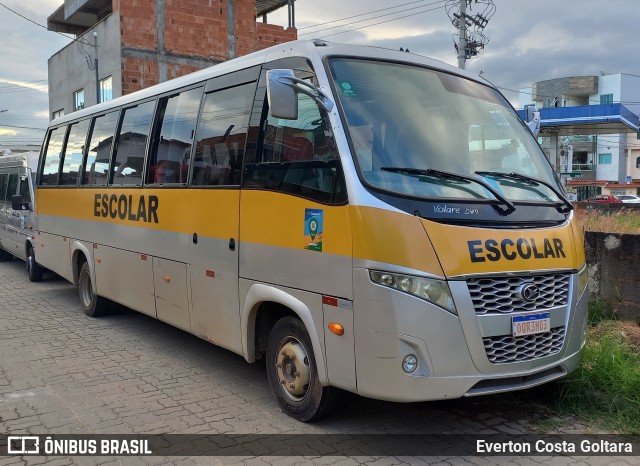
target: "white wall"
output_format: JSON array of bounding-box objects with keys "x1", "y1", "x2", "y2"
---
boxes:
[{"x1": 48, "y1": 13, "x2": 122, "y2": 118}]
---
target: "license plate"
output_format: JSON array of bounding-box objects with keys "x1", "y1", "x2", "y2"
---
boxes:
[{"x1": 512, "y1": 313, "x2": 550, "y2": 337}]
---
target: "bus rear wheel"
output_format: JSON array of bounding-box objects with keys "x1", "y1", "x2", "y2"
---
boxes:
[
  {"x1": 26, "y1": 247, "x2": 43, "y2": 282},
  {"x1": 266, "y1": 316, "x2": 338, "y2": 422},
  {"x1": 78, "y1": 262, "x2": 110, "y2": 317}
]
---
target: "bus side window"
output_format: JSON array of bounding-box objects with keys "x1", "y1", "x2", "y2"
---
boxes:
[
  {"x1": 0, "y1": 173, "x2": 7, "y2": 203},
  {"x1": 60, "y1": 119, "x2": 90, "y2": 186},
  {"x1": 82, "y1": 111, "x2": 119, "y2": 186},
  {"x1": 111, "y1": 100, "x2": 155, "y2": 186},
  {"x1": 245, "y1": 91, "x2": 346, "y2": 204},
  {"x1": 192, "y1": 82, "x2": 255, "y2": 186},
  {"x1": 40, "y1": 126, "x2": 67, "y2": 186},
  {"x1": 147, "y1": 87, "x2": 202, "y2": 185}
]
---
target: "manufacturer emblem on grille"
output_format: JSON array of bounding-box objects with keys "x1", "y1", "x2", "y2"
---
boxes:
[{"x1": 518, "y1": 283, "x2": 540, "y2": 302}]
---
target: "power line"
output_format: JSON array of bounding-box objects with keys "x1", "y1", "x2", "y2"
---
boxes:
[
  {"x1": 306, "y1": 3, "x2": 448, "y2": 39},
  {"x1": 0, "y1": 124, "x2": 46, "y2": 131},
  {"x1": 0, "y1": 79, "x2": 48, "y2": 92},
  {"x1": 0, "y1": 87, "x2": 48, "y2": 95},
  {"x1": 299, "y1": 0, "x2": 443, "y2": 33},
  {"x1": 0, "y1": 1, "x2": 96, "y2": 47}
]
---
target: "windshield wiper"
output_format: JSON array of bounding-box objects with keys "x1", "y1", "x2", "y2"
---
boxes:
[
  {"x1": 475, "y1": 171, "x2": 573, "y2": 213},
  {"x1": 381, "y1": 167, "x2": 515, "y2": 215}
]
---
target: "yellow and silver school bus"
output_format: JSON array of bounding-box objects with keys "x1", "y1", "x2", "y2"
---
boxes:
[{"x1": 31, "y1": 40, "x2": 588, "y2": 421}]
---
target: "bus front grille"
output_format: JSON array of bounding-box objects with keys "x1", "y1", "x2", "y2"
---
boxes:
[
  {"x1": 483, "y1": 326, "x2": 565, "y2": 364},
  {"x1": 467, "y1": 273, "x2": 570, "y2": 315}
]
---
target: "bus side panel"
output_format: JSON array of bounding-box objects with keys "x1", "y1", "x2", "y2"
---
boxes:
[
  {"x1": 94, "y1": 244, "x2": 156, "y2": 318},
  {"x1": 239, "y1": 190, "x2": 353, "y2": 300},
  {"x1": 189, "y1": 236, "x2": 242, "y2": 354},
  {"x1": 153, "y1": 257, "x2": 190, "y2": 331},
  {"x1": 35, "y1": 231, "x2": 74, "y2": 282}
]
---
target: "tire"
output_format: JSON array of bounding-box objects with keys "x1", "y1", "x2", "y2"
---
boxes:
[
  {"x1": 266, "y1": 316, "x2": 339, "y2": 422},
  {"x1": 78, "y1": 262, "x2": 110, "y2": 317},
  {"x1": 26, "y1": 247, "x2": 43, "y2": 282}
]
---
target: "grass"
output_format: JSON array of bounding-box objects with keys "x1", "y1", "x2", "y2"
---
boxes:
[
  {"x1": 574, "y1": 205, "x2": 640, "y2": 234},
  {"x1": 513, "y1": 301, "x2": 640, "y2": 434}
]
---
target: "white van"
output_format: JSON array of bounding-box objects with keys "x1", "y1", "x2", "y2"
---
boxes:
[{"x1": 0, "y1": 152, "x2": 44, "y2": 281}]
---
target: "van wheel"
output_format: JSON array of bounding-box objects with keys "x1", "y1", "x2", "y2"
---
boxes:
[
  {"x1": 26, "y1": 247, "x2": 43, "y2": 282},
  {"x1": 266, "y1": 316, "x2": 339, "y2": 422},
  {"x1": 78, "y1": 262, "x2": 109, "y2": 317}
]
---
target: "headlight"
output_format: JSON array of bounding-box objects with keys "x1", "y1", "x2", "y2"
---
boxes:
[
  {"x1": 577, "y1": 264, "x2": 589, "y2": 297},
  {"x1": 369, "y1": 270, "x2": 457, "y2": 315}
]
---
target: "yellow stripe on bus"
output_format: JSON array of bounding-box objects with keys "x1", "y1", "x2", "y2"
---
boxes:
[
  {"x1": 36, "y1": 188, "x2": 240, "y2": 239},
  {"x1": 350, "y1": 206, "x2": 444, "y2": 275},
  {"x1": 239, "y1": 190, "x2": 352, "y2": 256}
]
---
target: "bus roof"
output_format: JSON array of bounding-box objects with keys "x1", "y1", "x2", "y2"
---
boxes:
[
  {"x1": 0, "y1": 151, "x2": 40, "y2": 170},
  {"x1": 49, "y1": 39, "x2": 481, "y2": 128}
]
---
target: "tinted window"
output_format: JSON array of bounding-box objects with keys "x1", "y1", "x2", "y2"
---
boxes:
[
  {"x1": 112, "y1": 100, "x2": 155, "y2": 185},
  {"x1": 41, "y1": 126, "x2": 67, "y2": 185},
  {"x1": 0, "y1": 174, "x2": 7, "y2": 202},
  {"x1": 82, "y1": 111, "x2": 119, "y2": 186},
  {"x1": 192, "y1": 82, "x2": 254, "y2": 186},
  {"x1": 60, "y1": 119, "x2": 90, "y2": 185},
  {"x1": 245, "y1": 90, "x2": 346, "y2": 204},
  {"x1": 7, "y1": 173, "x2": 18, "y2": 201},
  {"x1": 148, "y1": 87, "x2": 202, "y2": 184}
]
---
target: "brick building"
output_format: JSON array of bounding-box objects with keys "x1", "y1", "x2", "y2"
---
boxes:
[{"x1": 47, "y1": 0, "x2": 297, "y2": 118}]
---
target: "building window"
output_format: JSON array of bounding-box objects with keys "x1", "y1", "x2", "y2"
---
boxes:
[
  {"x1": 598, "y1": 153, "x2": 612, "y2": 165},
  {"x1": 600, "y1": 94, "x2": 613, "y2": 105},
  {"x1": 73, "y1": 89, "x2": 85, "y2": 111},
  {"x1": 52, "y1": 109, "x2": 64, "y2": 119},
  {"x1": 99, "y1": 76, "x2": 113, "y2": 103},
  {"x1": 636, "y1": 156, "x2": 640, "y2": 169}
]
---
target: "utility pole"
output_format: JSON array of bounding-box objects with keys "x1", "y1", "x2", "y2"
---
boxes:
[
  {"x1": 457, "y1": 0, "x2": 467, "y2": 69},
  {"x1": 93, "y1": 31, "x2": 100, "y2": 105},
  {"x1": 447, "y1": 0, "x2": 495, "y2": 69}
]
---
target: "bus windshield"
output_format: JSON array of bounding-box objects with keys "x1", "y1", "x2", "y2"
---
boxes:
[{"x1": 328, "y1": 58, "x2": 562, "y2": 203}]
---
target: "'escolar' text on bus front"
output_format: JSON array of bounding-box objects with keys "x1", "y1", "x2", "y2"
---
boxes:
[{"x1": 93, "y1": 194, "x2": 159, "y2": 223}]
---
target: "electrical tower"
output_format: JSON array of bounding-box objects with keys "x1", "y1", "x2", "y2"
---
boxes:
[{"x1": 445, "y1": 0, "x2": 495, "y2": 69}]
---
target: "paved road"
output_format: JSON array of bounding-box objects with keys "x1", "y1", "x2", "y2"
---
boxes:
[{"x1": 0, "y1": 260, "x2": 635, "y2": 465}]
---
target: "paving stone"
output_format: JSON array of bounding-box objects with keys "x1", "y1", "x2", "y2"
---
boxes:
[{"x1": 0, "y1": 261, "x2": 634, "y2": 466}]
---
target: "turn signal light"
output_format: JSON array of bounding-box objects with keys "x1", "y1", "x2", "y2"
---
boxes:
[{"x1": 328, "y1": 323, "x2": 344, "y2": 336}]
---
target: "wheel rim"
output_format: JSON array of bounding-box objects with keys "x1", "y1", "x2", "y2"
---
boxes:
[
  {"x1": 275, "y1": 336, "x2": 311, "y2": 401},
  {"x1": 79, "y1": 270, "x2": 93, "y2": 308}
]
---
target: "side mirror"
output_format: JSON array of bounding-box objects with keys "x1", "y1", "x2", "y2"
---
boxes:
[
  {"x1": 524, "y1": 104, "x2": 541, "y2": 138},
  {"x1": 267, "y1": 69, "x2": 298, "y2": 120},
  {"x1": 266, "y1": 69, "x2": 335, "y2": 120},
  {"x1": 11, "y1": 195, "x2": 27, "y2": 211}
]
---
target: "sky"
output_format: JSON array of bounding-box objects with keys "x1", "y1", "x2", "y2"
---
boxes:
[{"x1": 0, "y1": 0, "x2": 639, "y2": 148}]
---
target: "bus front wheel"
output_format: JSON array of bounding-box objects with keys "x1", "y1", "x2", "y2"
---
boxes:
[
  {"x1": 26, "y1": 247, "x2": 43, "y2": 282},
  {"x1": 266, "y1": 316, "x2": 338, "y2": 422},
  {"x1": 78, "y1": 262, "x2": 109, "y2": 317}
]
